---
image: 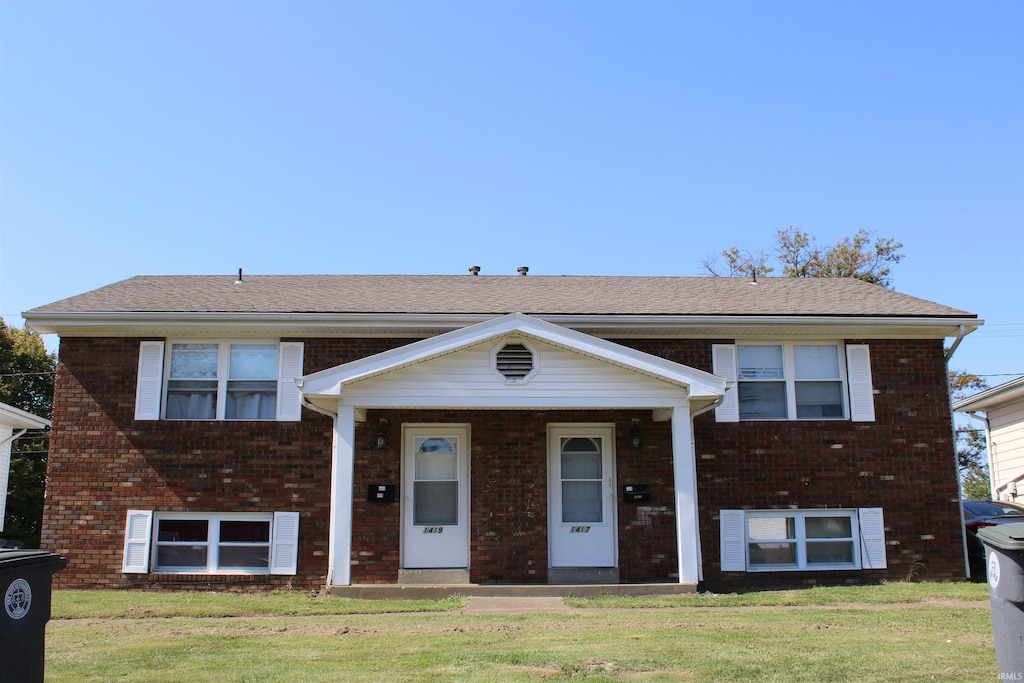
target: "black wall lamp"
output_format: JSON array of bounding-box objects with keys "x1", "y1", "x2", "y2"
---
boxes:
[
  {"x1": 375, "y1": 418, "x2": 390, "y2": 451},
  {"x1": 629, "y1": 418, "x2": 642, "y2": 450}
]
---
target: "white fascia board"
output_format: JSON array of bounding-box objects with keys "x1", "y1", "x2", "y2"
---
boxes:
[
  {"x1": 953, "y1": 376, "x2": 1024, "y2": 413},
  {"x1": 510, "y1": 316, "x2": 726, "y2": 398},
  {"x1": 0, "y1": 403, "x2": 50, "y2": 430},
  {"x1": 24, "y1": 311, "x2": 982, "y2": 339},
  {"x1": 299, "y1": 313, "x2": 727, "y2": 399}
]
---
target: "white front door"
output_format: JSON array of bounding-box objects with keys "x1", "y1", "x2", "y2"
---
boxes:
[
  {"x1": 402, "y1": 425, "x2": 470, "y2": 569},
  {"x1": 548, "y1": 424, "x2": 617, "y2": 568}
]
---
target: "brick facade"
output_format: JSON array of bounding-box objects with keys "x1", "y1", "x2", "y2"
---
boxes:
[{"x1": 42, "y1": 335, "x2": 965, "y2": 590}]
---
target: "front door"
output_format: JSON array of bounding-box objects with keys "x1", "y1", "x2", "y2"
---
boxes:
[
  {"x1": 402, "y1": 425, "x2": 470, "y2": 569},
  {"x1": 548, "y1": 424, "x2": 617, "y2": 568}
]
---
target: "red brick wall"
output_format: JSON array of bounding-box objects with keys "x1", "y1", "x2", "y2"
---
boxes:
[
  {"x1": 349, "y1": 409, "x2": 677, "y2": 584},
  {"x1": 695, "y1": 339, "x2": 962, "y2": 587},
  {"x1": 44, "y1": 335, "x2": 964, "y2": 590}
]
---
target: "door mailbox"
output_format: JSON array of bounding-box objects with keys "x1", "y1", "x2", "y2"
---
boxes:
[
  {"x1": 622, "y1": 484, "x2": 651, "y2": 503},
  {"x1": 367, "y1": 484, "x2": 396, "y2": 503}
]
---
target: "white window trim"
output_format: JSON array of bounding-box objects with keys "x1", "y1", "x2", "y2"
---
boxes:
[
  {"x1": 121, "y1": 510, "x2": 300, "y2": 576},
  {"x1": 714, "y1": 342, "x2": 869, "y2": 422},
  {"x1": 153, "y1": 512, "x2": 274, "y2": 575},
  {"x1": 720, "y1": 508, "x2": 887, "y2": 572},
  {"x1": 135, "y1": 340, "x2": 303, "y2": 422}
]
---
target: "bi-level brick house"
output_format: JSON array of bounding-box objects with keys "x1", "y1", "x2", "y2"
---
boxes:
[{"x1": 24, "y1": 273, "x2": 979, "y2": 592}]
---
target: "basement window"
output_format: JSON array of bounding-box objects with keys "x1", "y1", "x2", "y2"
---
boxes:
[{"x1": 491, "y1": 339, "x2": 539, "y2": 384}]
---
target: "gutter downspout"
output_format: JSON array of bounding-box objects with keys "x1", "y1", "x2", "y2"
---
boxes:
[
  {"x1": 298, "y1": 387, "x2": 340, "y2": 586},
  {"x1": 944, "y1": 324, "x2": 968, "y2": 362},
  {"x1": 945, "y1": 326, "x2": 973, "y2": 580},
  {"x1": 0, "y1": 429, "x2": 29, "y2": 449}
]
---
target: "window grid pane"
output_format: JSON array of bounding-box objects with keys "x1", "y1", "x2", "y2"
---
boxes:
[
  {"x1": 795, "y1": 381, "x2": 844, "y2": 419},
  {"x1": 746, "y1": 512, "x2": 858, "y2": 570},
  {"x1": 414, "y1": 481, "x2": 458, "y2": 525},
  {"x1": 738, "y1": 345, "x2": 784, "y2": 379},
  {"x1": 794, "y1": 345, "x2": 841, "y2": 379},
  {"x1": 154, "y1": 516, "x2": 272, "y2": 573}
]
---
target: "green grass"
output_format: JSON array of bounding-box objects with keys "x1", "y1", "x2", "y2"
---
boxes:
[
  {"x1": 45, "y1": 584, "x2": 997, "y2": 682},
  {"x1": 52, "y1": 590, "x2": 464, "y2": 619},
  {"x1": 565, "y1": 580, "x2": 991, "y2": 609}
]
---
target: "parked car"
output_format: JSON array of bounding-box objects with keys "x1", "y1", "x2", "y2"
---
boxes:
[{"x1": 962, "y1": 499, "x2": 1024, "y2": 579}]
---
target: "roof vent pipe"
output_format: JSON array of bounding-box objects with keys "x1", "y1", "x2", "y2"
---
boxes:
[
  {"x1": 235, "y1": 268, "x2": 244, "y2": 284},
  {"x1": 469, "y1": 266, "x2": 481, "y2": 276},
  {"x1": 517, "y1": 266, "x2": 529, "y2": 276}
]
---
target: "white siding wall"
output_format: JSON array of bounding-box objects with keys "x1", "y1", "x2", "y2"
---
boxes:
[
  {"x1": 990, "y1": 403, "x2": 1024, "y2": 498},
  {"x1": 340, "y1": 339, "x2": 687, "y2": 409}
]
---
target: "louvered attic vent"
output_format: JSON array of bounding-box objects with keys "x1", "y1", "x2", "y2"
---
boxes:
[{"x1": 496, "y1": 343, "x2": 534, "y2": 380}]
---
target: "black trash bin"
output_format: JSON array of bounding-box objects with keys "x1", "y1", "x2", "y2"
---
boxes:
[
  {"x1": 978, "y1": 522, "x2": 1024, "y2": 678},
  {"x1": 0, "y1": 550, "x2": 67, "y2": 682}
]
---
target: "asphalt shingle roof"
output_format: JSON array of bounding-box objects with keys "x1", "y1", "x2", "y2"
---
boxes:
[{"x1": 25, "y1": 274, "x2": 974, "y2": 318}]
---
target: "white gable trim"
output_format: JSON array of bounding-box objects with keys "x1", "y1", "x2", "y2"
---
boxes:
[{"x1": 299, "y1": 313, "x2": 727, "y2": 411}]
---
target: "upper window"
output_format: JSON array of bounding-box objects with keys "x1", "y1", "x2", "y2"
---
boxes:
[
  {"x1": 736, "y1": 343, "x2": 845, "y2": 420},
  {"x1": 134, "y1": 340, "x2": 304, "y2": 421},
  {"x1": 167, "y1": 343, "x2": 278, "y2": 419}
]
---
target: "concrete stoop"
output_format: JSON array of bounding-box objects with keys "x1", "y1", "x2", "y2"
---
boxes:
[{"x1": 327, "y1": 582, "x2": 698, "y2": 600}]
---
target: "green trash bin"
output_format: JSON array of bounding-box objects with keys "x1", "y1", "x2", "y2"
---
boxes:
[
  {"x1": 977, "y1": 522, "x2": 1024, "y2": 678},
  {"x1": 0, "y1": 550, "x2": 68, "y2": 682}
]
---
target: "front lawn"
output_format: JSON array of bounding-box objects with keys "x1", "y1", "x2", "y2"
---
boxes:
[{"x1": 46, "y1": 584, "x2": 996, "y2": 682}]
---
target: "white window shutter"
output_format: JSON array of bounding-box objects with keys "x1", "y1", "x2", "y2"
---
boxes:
[
  {"x1": 270, "y1": 511, "x2": 300, "y2": 575},
  {"x1": 846, "y1": 344, "x2": 875, "y2": 422},
  {"x1": 719, "y1": 509, "x2": 746, "y2": 571},
  {"x1": 858, "y1": 508, "x2": 887, "y2": 569},
  {"x1": 712, "y1": 344, "x2": 739, "y2": 422},
  {"x1": 135, "y1": 342, "x2": 165, "y2": 420},
  {"x1": 122, "y1": 510, "x2": 153, "y2": 574},
  {"x1": 276, "y1": 342, "x2": 304, "y2": 422}
]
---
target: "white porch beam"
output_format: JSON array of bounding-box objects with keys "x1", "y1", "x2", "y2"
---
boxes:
[
  {"x1": 329, "y1": 405, "x2": 356, "y2": 586},
  {"x1": 671, "y1": 405, "x2": 702, "y2": 583}
]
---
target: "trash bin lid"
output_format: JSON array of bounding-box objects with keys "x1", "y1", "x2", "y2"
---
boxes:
[
  {"x1": 0, "y1": 549, "x2": 67, "y2": 570},
  {"x1": 977, "y1": 521, "x2": 1024, "y2": 551}
]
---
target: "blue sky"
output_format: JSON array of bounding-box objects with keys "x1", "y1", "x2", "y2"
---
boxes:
[{"x1": 1, "y1": 0, "x2": 1021, "y2": 383}]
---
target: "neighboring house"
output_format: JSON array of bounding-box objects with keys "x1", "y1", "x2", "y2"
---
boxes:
[
  {"x1": 23, "y1": 274, "x2": 979, "y2": 592},
  {"x1": 0, "y1": 402, "x2": 51, "y2": 535},
  {"x1": 953, "y1": 376, "x2": 1024, "y2": 502}
]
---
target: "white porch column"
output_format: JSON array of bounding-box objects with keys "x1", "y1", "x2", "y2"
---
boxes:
[
  {"x1": 671, "y1": 405, "x2": 702, "y2": 584},
  {"x1": 328, "y1": 404, "x2": 356, "y2": 586}
]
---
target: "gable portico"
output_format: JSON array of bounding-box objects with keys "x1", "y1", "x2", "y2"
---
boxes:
[{"x1": 298, "y1": 313, "x2": 726, "y2": 588}]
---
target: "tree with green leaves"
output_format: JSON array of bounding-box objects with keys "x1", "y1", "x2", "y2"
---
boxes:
[
  {"x1": 949, "y1": 370, "x2": 991, "y2": 499},
  {"x1": 702, "y1": 226, "x2": 905, "y2": 288},
  {"x1": 1, "y1": 318, "x2": 56, "y2": 547}
]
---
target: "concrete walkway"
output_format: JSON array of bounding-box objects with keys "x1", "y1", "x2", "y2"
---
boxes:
[{"x1": 462, "y1": 596, "x2": 576, "y2": 615}]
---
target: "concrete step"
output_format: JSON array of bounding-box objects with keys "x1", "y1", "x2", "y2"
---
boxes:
[{"x1": 327, "y1": 582, "x2": 697, "y2": 600}]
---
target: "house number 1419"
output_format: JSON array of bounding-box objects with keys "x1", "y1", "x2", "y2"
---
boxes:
[{"x1": 423, "y1": 527, "x2": 444, "y2": 534}]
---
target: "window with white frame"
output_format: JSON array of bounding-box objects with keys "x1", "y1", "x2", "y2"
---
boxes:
[
  {"x1": 720, "y1": 508, "x2": 887, "y2": 572},
  {"x1": 712, "y1": 343, "x2": 875, "y2": 423},
  {"x1": 737, "y1": 343, "x2": 844, "y2": 420},
  {"x1": 122, "y1": 510, "x2": 300, "y2": 575},
  {"x1": 134, "y1": 341, "x2": 304, "y2": 421},
  {"x1": 155, "y1": 514, "x2": 272, "y2": 572}
]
